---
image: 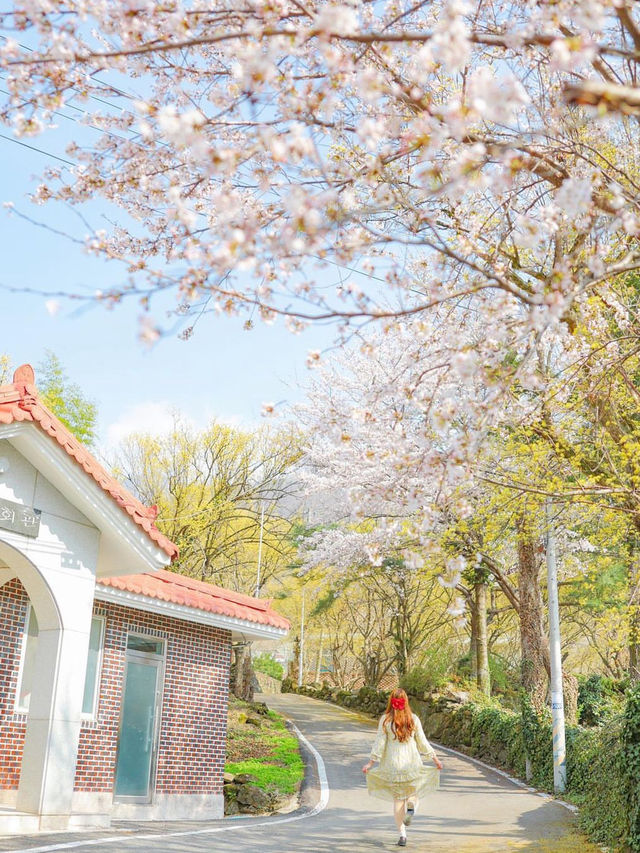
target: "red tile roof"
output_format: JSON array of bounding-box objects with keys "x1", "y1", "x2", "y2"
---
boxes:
[
  {"x1": 0, "y1": 365, "x2": 178, "y2": 560},
  {"x1": 98, "y1": 569, "x2": 290, "y2": 631}
]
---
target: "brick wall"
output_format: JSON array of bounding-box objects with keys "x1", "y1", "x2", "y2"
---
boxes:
[
  {"x1": 0, "y1": 582, "x2": 232, "y2": 798},
  {"x1": 0, "y1": 578, "x2": 28, "y2": 790}
]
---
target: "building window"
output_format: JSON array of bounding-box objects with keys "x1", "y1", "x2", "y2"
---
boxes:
[
  {"x1": 82, "y1": 616, "x2": 105, "y2": 717},
  {"x1": 16, "y1": 607, "x2": 105, "y2": 718},
  {"x1": 15, "y1": 605, "x2": 38, "y2": 713},
  {"x1": 126, "y1": 634, "x2": 164, "y2": 656}
]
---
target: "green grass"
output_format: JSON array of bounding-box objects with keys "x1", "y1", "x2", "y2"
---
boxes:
[{"x1": 225, "y1": 698, "x2": 304, "y2": 796}]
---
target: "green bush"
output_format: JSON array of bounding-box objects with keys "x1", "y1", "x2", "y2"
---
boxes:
[
  {"x1": 570, "y1": 722, "x2": 627, "y2": 850},
  {"x1": 400, "y1": 647, "x2": 455, "y2": 696},
  {"x1": 454, "y1": 653, "x2": 521, "y2": 706},
  {"x1": 624, "y1": 686, "x2": 640, "y2": 851},
  {"x1": 578, "y1": 674, "x2": 626, "y2": 727},
  {"x1": 253, "y1": 652, "x2": 284, "y2": 681}
]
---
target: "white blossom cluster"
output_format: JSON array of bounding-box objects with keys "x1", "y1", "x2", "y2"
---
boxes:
[{"x1": 1, "y1": 1, "x2": 640, "y2": 581}]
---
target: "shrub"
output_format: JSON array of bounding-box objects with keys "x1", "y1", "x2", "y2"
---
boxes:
[
  {"x1": 454, "y1": 653, "x2": 521, "y2": 706},
  {"x1": 400, "y1": 646, "x2": 455, "y2": 696},
  {"x1": 570, "y1": 722, "x2": 627, "y2": 850},
  {"x1": 253, "y1": 652, "x2": 284, "y2": 681},
  {"x1": 577, "y1": 674, "x2": 626, "y2": 727},
  {"x1": 623, "y1": 685, "x2": 640, "y2": 852}
]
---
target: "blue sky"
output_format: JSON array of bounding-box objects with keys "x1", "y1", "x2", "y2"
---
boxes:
[{"x1": 0, "y1": 131, "x2": 336, "y2": 450}]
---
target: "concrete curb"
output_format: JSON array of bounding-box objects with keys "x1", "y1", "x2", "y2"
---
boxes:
[
  {"x1": 2, "y1": 718, "x2": 330, "y2": 853},
  {"x1": 431, "y1": 741, "x2": 579, "y2": 813}
]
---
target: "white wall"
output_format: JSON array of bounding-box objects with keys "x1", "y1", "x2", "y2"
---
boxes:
[{"x1": 0, "y1": 438, "x2": 101, "y2": 827}]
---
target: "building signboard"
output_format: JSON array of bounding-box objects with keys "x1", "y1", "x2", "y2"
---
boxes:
[{"x1": 0, "y1": 498, "x2": 41, "y2": 538}]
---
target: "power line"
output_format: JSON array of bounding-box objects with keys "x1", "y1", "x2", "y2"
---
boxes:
[
  {"x1": 0, "y1": 132, "x2": 74, "y2": 165},
  {"x1": 0, "y1": 34, "x2": 134, "y2": 107},
  {"x1": 0, "y1": 36, "x2": 402, "y2": 295},
  {"x1": 0, "y1": 85, "x2": 141, "y2": 149}
]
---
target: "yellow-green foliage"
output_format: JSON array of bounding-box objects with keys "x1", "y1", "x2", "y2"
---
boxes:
[
  {"x1": 225, "y1": 699, "x2": 304, "y2": 795},
  {"x1": 111, "y1": 421, "x2": 301, "y2": 594}
]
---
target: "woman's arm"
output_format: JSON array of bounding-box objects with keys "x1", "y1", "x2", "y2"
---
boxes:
[
  {"x1": 414, "y1": 715, "x2": 444, "y2": 770},
  {"x1": 363, "y1": 717, "x2": 386, "y2": 773}
]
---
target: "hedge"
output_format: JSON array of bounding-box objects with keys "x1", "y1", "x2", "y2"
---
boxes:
[{"x1": 282, "y1": 678, "x2": 635, "y2": 851}]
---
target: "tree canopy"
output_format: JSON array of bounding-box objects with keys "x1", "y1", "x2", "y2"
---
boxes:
[
  {"x1": 37, "y1": 352, "x2": 98, "y2": 446},
  {"x1": 1, "y1": 352, "x2": 98, "y2": 446}
]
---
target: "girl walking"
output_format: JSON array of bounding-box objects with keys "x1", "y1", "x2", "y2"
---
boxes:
[{"x1": 362, "y1": 688, "x2": 443, "y2": 847}]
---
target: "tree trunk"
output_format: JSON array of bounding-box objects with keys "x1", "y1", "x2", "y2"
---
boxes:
[
  {"x1": 232, "y1": 642, "x2": 253, "y2": 700},
  {"x1": 563, "y1": 672, "x2": 579, "y2": 725},
  {"x1": 517, "y1": 534, "x2": 549, "y2": 714},
  {"x1": 289, "y1": 635, "x2": 300, "y2": 684},
  {"x1": 469, "y1": 594, "x2": 479, "y2": 684},
  {"x1": 363, "y1": 649, "x2": 378, "y2": 687},
  {"x1": 394, "y1": 633, "x2": 409, "y2": 678},
  {"x1": 242, "y1": 652, "x2": 255, "y2": 701},
  {"x1": 475, "y1": 581, "x2": 491, "y2": 696}
]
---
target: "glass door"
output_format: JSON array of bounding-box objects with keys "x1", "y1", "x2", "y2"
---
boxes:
[{"x1": 114, "y1": 636, "x2": 165, "y2": 802}]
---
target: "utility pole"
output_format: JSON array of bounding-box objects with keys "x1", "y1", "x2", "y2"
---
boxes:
[
  {"x1": 298, "y1": 588, "x2": 305, "y2": 688},
  {"x1": 255, "y1": 503, "x2": 265, "y2": 597},
  {"x1": 545, "y1": 498, "x2": 566, "y2": 793}
]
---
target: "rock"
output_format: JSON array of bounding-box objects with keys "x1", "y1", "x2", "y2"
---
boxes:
[
  {"x1": 443, "y1": 688, "x2": 470, "y2": 705},
  {"x1": 223, "y1": 772, "x2": 236, "y2": 784},
  {"x1": 234, "y1": 773, "x2": 258, "y2": 784},
  {"x1": 245, "y1": 716, "x2": 262, "y2": 727},
  {"x1": 495, "y1": 748, "x2": 509, "y2": 766},
  {"x1": 224, "y1": 799, "x2": 240, "y2": 815},
  {"x1": 236, "y1": 784, "x2": 270, "y2": 810}
]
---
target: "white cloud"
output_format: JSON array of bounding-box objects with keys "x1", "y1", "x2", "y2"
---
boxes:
[
  {"x1": 104, "y1": 401, "x2": 182, "y2": 449},
  {"x1": 103, "y1": 401, "x2": 255, "y2": 452}
]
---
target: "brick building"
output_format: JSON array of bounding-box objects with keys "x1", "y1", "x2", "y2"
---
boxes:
[{"x1": 0, "y1": 366, "x2": 289, "y2": 834}]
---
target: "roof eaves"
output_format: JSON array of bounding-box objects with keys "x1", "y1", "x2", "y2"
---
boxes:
[
  {"x1": 0, "y1": 365, "x2": 178, "y2": 561},
  {"x1": 94, "y1": 583, "x2": 289, "y2": 640}
]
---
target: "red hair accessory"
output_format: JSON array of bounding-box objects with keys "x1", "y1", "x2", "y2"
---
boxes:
[{"x1": 391, "y1": 697, "x2": 406, "y2": 710}]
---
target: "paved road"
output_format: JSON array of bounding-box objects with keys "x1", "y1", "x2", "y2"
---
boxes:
[{"x1": 1, "y1": 693, "x2": 600, "y2": 853}]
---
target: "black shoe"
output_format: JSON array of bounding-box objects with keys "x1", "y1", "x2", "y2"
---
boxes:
[
  {"x1": 398, "y1": 837, "x2": 407, "y2": 847},
  {"x1": 405, "y1": 805, "x2": 415, "y2": 826}
]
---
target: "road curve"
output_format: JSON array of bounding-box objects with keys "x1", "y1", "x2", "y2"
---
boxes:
[{"x1": 1, "y1": 691, "x2": 600, "y2": 853}]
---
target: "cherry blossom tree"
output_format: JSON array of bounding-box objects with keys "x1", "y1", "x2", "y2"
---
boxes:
[
  {"x1": 2, "y1": 0, "x2": 640, "y2": 359},
  {"x1": 5, "y1": 4, "x2": 640, "y2": 703}
]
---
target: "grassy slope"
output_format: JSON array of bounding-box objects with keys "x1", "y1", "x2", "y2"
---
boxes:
[{"x1": 225, "y1": 697, "x2": 304, "y2": 796}]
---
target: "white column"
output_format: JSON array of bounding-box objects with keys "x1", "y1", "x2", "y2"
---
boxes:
[{"x1": 16, "y1": 569, "x2": 95, "y2": 828}]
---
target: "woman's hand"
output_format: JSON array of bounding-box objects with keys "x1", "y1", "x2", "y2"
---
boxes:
[
  {"x1": 362, "y1": 760, "x2": 374, "y2": 774},
  {"x1": 434, "y1": 757, "x2": 444, "y2": 771}
]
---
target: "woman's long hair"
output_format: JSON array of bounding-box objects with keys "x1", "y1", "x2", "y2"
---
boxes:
[{"x1": 383, "y1": 688, "x2": 415, "y2": 743}]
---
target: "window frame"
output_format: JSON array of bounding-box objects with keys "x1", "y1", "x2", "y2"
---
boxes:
[
  {"x1": 81, "y1": 614, "x2": 106, "y2": 721},
  {"x1": 14, "y1": 607, "x2": 106, "y2": 720},
  {"x1": 14, "y1": 604, "x2": 37, "y2": 714}
]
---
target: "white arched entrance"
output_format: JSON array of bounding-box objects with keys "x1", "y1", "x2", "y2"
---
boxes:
[{"x1": 0, "y1": 537, "x2": 95, "y2": 829}]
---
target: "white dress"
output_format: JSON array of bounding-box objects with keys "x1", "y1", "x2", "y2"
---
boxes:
[{"x1": 366, "y1": 713, "x2": 440, "y2": 802}]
